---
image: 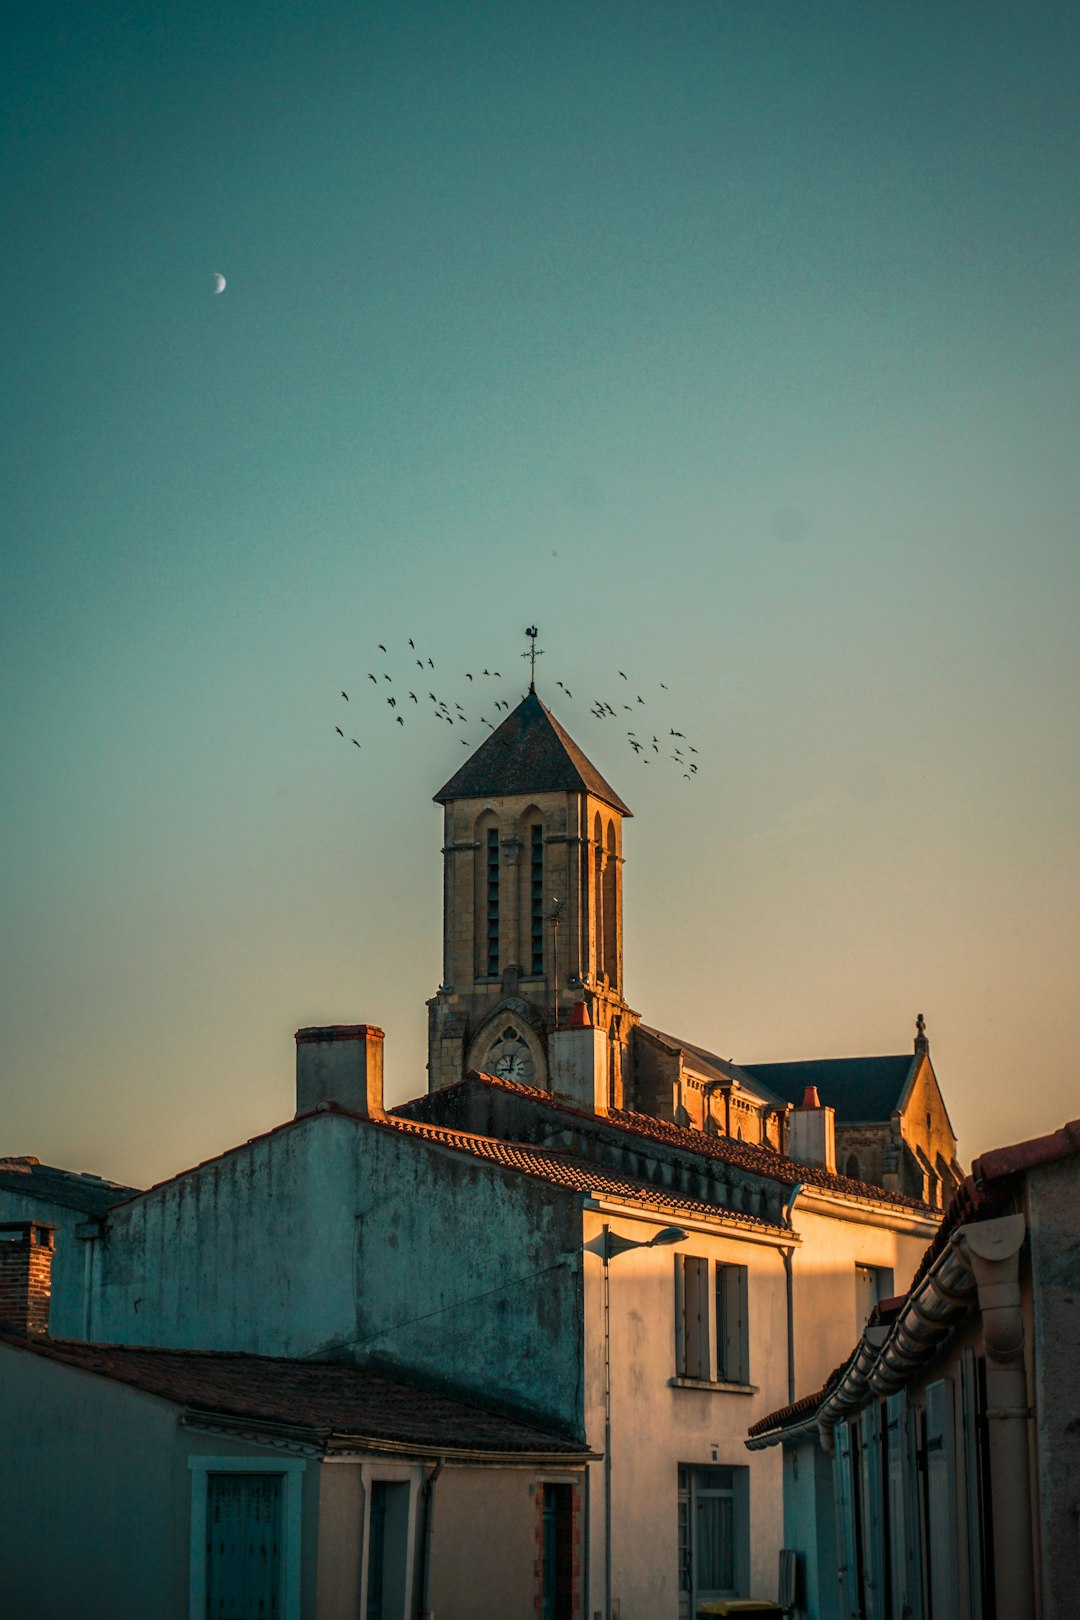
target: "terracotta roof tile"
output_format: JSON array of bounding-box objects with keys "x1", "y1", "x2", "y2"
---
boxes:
[
  {"x1": 0, "y1": 1336, "x2": 582, "y2": 1454},
  {"x1": 381, "y1": 1112, "x2": 776, "y2": 1229}
]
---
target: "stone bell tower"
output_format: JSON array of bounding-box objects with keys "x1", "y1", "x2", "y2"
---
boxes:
[{"x1": 427, "y1": 676, "x2": 638, "y2": 1106}]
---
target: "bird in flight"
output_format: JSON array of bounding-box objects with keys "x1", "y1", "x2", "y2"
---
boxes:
[
  {"x1": 352, "y1": 739, "x2": 361, "y2": 748},
  {"x1": 335, "y1": 726, "x2": 344, "y2": 737},
  {"x1": 619, "y1": 671, "x2": 627, "y2": 680},
  {"x1": 409, "y1": 692, "x2": 418, "y2": 703},
  {"x1": 341, "y1": 691, "x2": 349, "y2": 701},
  {"x1": 383, "y1": 674, "x2": 392, "y2": 682},
  {"x1": 378, "y1": 644, "x2": 386, "y2": 653},
  {"x1": 368, "y1": 674, "x2": 377, "y2": 683},
  {"x1": 409, "y1": 638, "x2": 415, "y2": 649},
  {"x1": 387, "y1": 697, "x2": 396, "y2": 708},
  {"x1": 395, "y1": 715, "x2": 404, "y2": 726}
]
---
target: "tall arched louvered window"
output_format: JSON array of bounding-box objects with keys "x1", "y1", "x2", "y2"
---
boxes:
[
  {"x1": 475, "y1": 813, "x2": 500, "y2": 979},
  {"x1": 592, "y1": 812, "x2": 604, "y2": 981},
  {"x1": 603, "y1": 820, "x2": 618, "y2": 986},
  {"x1": 529, "y1": 821, "x2": 544, "y2": 975}
]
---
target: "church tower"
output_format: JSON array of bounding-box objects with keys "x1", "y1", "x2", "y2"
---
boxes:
[{"x1": 427, "y1": 682, "x2": 638, "y2": 1106}]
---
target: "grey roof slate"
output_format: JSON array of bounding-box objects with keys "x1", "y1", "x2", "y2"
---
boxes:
[
  {"x1": 738, "y1": 1055, "x2": 916, "y2": 1123},
  {"x1": 434, "y1": 689, "x2": 631, "y2": 816},
  {"x1": 0, "y1": 1158, "x2": 139, "y2": 1218},
  {"x1": 638, "y1": 1026, "x2": 785, "y2": 1106}
]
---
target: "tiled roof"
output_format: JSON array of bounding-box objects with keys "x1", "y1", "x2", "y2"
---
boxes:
[
  {"x1": 0, "y1": 1336, "x2": 583, "y2": 1455},
  {"x1": 738, "y1": 1055, "x2": 915, "y2": 1123},
  {"x1": 396, "y1": 1072, "x2": 936, "y2": 1215},
  {"x1": 433, "y1": 689, "x2": 631, "y2": 816},
  {"x1": 382, "y1": 1112, "x2": 778, "y2": 1229},
  {"x1": 0, "y1": 1158, "x2": 139, "y2": 1218},
  {"x1": 603, "y1": 1107, "x2": 935, "y2": 1212}
]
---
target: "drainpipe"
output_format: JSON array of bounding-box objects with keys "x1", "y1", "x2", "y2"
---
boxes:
[
  {"x1": 953, "y1": 1215, "x2": 1035, "y2": 1620},
  {"x1": 418, "y1": 1457, "x2": 445, "y2": 1620},
  {"x1": 75, "y1": 1218, "x2": 102, "y2": 1341},
  {"x1": 782, "y1": 1183, "x2": 804, "y2": 1404}
]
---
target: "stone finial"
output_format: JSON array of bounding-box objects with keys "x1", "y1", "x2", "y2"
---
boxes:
[{"x1": 915, "y1": 1012, "x2": 928, "y2": 1054}]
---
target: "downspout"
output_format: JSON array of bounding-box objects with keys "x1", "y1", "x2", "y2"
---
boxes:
[
  {"x1": 954, "y1": 1215, "x2": 1035, "y2": 1620},
  {"x1": 782, "y1": 1183, "x2": 804, "y2": 1404},
  {"x1": 418, "y1": 1457, "x2": 445, "y2": 1620},
  {"x1": 76, "y1": 1218, "x2": 102, "y2": 1341}
]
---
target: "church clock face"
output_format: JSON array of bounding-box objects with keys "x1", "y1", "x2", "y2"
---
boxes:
[{"x1": 483, "y1": 1027, "x2": 537, "y2": 1085}]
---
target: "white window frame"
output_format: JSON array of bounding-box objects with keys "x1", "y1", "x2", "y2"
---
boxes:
[{"x1": 188, "y1": 1454, "x2": 306, "y2": 1620}]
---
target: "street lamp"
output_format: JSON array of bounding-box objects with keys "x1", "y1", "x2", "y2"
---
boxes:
[{"x1": 583, "y1": 1224, "x2": 688, "y2": 1620}]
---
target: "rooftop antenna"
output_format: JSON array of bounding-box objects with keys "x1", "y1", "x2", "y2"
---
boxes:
[{"x1": 522, "y1": 624, "x2": 543, "y2": 692}]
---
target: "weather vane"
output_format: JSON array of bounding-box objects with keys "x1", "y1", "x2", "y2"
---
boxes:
[{"x1": 522, "y1": 625, "x2": 543, "y2": 690}]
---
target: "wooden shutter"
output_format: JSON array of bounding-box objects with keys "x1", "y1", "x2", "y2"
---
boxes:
[
  {"x1": 834, "y1": 1422, "x2": 860, "y2": 1620},
  {"x1": 205, "y1": 1472, "x2": 283, "y2": 1620},
  {"x1": 924, "y1": 1379, "x2": 959, "y2": 1619}
]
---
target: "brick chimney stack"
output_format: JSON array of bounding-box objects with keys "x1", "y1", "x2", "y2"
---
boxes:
[
  {"x1": 295, "y1": 1025, "x2": 385, "y2": 1119},
  {"x1": 0, "y1": 1222, "x2": 55, "y2": 1336}
]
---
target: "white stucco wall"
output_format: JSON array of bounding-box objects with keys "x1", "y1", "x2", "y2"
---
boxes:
[
  {"x1": 580, "y1": 1195, "x2": 938, "y2": 1620},
  {"x1": 788, "y1": 1197, "x2": 937, "y2": 1397}
]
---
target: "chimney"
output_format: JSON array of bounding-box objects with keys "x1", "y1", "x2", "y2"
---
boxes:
[
  {"x1": 0, "y1": 1222, "x2": 55, "y2": 1336},
  {"x1": 295, "y1": 1025, "x2": 385, "y2": 1119},
  {"x1": 786, "y1": 1085, "x2": 837, "y2": 1174},
  {"x1": 550, "y1": 1001, "x2": 609, "y2": 1114}
]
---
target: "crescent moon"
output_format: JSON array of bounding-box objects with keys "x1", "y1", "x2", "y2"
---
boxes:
[{"x1": 212, "y1": 272, "x2": 226, "y2": 295}]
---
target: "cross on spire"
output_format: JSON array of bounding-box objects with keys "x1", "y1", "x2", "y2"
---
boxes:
[{"x1": 522, "y1": 624, "x2": 543, "y2": 691}]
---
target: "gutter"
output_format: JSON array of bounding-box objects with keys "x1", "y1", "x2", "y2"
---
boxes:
[{"x1": 746, "y1": 1212, "x2": 1024, "y2": 1454}]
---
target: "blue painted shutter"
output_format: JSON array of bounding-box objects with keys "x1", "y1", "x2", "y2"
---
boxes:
[
  {"x1": 859, "y1": 1405, "x2": 885, "y2": 1620},
  {"x1": 205, "y1": 1473, "x2": 283, "y2": 1620},
  {"x1": 925, "y1": 1379, "x2": 959, "y2": 1620}
]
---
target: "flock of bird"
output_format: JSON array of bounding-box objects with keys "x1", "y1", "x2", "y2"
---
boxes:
[{"x1": 332, "y1": 638, "x2": 703, "y2": 781}]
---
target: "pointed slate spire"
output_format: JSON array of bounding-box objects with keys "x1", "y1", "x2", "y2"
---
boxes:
[{"x1": 434, "y1": 690, "x2": 631, "y2": 816}]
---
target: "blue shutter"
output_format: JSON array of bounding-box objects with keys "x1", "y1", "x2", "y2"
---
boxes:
[
  {"x1": 859, "y1": 1405, "x2": 885, "y2": 1620},
  {"x1": 924, "y1": 1379, "x2": 959, "y2": 1619},
  {"x1": 885, "y1": 1391, "x2": 923, "y2": 1620},
  {"x1": 833, "y1": 1422, "x2": 859, "y2": 1620},
  {"x1": 205, "y1": 1472, "x2": 283, "y2": 1620}
]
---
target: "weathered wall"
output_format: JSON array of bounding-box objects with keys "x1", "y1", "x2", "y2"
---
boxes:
[
  {"x1": 1028, "y1": 1155, "x2": 1080, "y2": 1620},
  {"x1": 93, "y1": 1112, "x2": 585, "y2": 1433},
  {"x1": 433, "y1": 1465, "x2": 584, "y2": 1620}
]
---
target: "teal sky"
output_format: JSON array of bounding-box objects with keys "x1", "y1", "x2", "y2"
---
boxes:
[{"x1": 3, "y1": 1, "x2": 1078, "y2": 1187}]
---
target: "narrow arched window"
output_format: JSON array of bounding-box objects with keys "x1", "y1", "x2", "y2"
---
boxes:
[
  {"x1": 845, "y1": 1154, "x2": 861, "y2": 1181},
  {"x1": 592, "y1": 811, "x2": 604, "y2": 980},
  {"x1": 475, "y1": 813, "x2": 500, "y2": 979},
  {"x1": 485, "y1": 826, "x2": 500, "y2": 976},
  {"x1": 530, "y1": 822, "x2": 544, "y2": 975},
  {"x1": 603, "y1": 820, "x2": 618, "y2": 986}
]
